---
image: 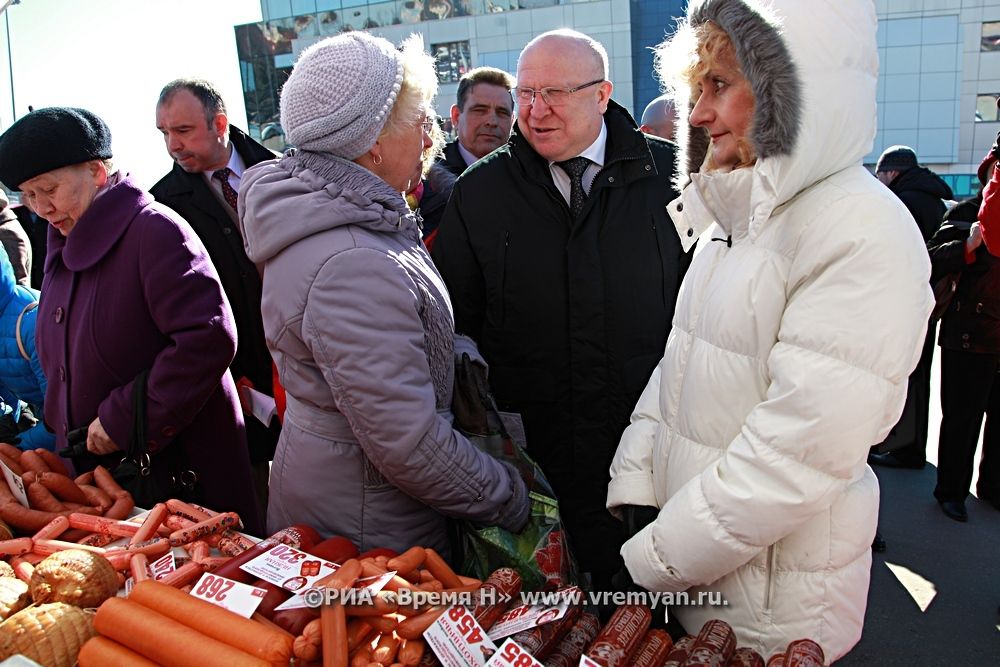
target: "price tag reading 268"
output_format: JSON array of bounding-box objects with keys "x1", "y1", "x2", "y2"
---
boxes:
[{"x1": 193, "y1": 574, "x2": 235, "y2": 602}]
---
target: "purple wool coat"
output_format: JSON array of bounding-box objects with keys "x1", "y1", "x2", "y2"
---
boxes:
[{"x1": 37, "y1": 176, "x2": 262, "y2": 534}]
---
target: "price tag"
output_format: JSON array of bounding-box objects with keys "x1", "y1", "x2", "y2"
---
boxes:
[
  {"x1": 486, "y1": 639, "x2": 545, "y2": 667},
  {"x1": 579, "y1": 655, "x2": 602, "y2": 667},
  {"x1": 274, "y1": 568, "x2": 393, "y2": 612},
  {"x1": 0, "y1": 460, "x2": 28, "y2": 507},
  {"x1": 487, "y1": 587, "x2": 579, "y2": 640},
  {"x1": 425, "y1": 606, "x2": 498, "y2": 667},
  {"x1": 241, "y1": 543, "x2": 339, "y2": 589},
  {"x1": 149, "y1": 552, "x2": 176, "y2": 581},
  {"x1": 190, "y1": 572, "x2": 268, "y2": 618}
]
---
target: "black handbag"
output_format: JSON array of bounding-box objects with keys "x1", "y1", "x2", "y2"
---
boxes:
[{"x1": 62, "y1": 370, "x2": 199, "y2": 507}]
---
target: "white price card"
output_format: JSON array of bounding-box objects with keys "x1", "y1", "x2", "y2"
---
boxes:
[
  {"x1": 0, "y1": 460, "x2": 28, "y2": 507},
  {"x1": 274, "y1": 568, "x2": 394, "y2": 612},
  {"x1": 149, "y1": 552, "x2": 177, "y2": 581},
  {"x1": 190, "y1": 572, "x2": 268, "y2": 619},
  {"x1": 486, "y1": 638, "x2": 545, "y2": 667},
  {"x1": 487, "y1": 587, "x2": 579, "y2": 640},
  {"x1": 425, "y1": 606, "x2": 499, "y2": 667},
  {"x1": 579, "y1": 655, "x2": 602, "y2": 667},
  {"x1": 240, "y1": 543, "x2": 340, "y2": 592}
]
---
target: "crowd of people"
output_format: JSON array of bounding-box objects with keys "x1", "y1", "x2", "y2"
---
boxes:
[{"x1": 0, "y1": 0, "x2": 990, "y2": 660}]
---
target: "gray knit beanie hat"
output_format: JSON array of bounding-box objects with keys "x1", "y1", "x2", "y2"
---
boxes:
[
  {"x1": 875, "y1": 145, "x2": 918, "y2": 174},
  {"x1": 280, "y1": 32, "x2": 405, "y2": 160}
]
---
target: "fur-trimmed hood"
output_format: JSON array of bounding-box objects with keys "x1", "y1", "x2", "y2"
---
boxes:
[{"x1": 669, "y1": 0, "x2": 878, "y2": 243}]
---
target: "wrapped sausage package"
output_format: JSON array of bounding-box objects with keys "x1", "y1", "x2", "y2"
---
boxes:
[{"x1": 451, "y1": 354, "x2": 579, "y2": 591}]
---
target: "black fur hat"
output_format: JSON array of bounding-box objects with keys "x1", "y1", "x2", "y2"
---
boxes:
[{"x1": 0, "y1": 107, "x2": 113, "y2": 190}]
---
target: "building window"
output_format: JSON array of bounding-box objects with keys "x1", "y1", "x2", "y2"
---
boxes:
[
  {"x1": 432, "y1": 41, "x2": 471, "y2": 83},
  {"x1": 982, "y1": 22, "x2": 1000, "y2": 51},
  {"x1": 976, "y1": 94, "x2": 1000, "y2": 122}
]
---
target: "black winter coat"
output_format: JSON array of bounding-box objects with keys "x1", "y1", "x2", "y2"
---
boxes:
[
  {"x1": 928, "y1": 198, "x2": 1000, "y2": 354},
  {"x1": 438, "y1": 140, "x2": 469, "y2": 178},
  {"x1": 432, "y1": 101, "x2": 691, "y2": 574},
  {"x1": 150, "y1": 127, "x2": 280, "y2": 463},
  {"x1": 889, "y1": 166, "x2": 953, "y2": 241}
]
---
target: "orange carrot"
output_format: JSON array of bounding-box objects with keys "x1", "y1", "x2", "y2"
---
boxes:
[
  {"x1": 93, "y1": 597, "x2": 270, "y2": 667},
  {"x1": 78, "y1": 636, "x2": 160, "y2": 667},
  {"x1": 130, "y1": 580, "x2": 293, "y2": 666}
]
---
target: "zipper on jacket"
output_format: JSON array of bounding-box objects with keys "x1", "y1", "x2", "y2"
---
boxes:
[
  {"x1": 763, "y1": 544, "x2": 776, "y2": 614},
  {"x1": 652, "y1": 219, "x2": 666, "y2": 310},
  {"x1": 499, "y1": 231, "x2": 510, "y2": 327}
]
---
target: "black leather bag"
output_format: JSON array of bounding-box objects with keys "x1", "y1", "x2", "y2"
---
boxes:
[{"x1": 62, "y1": 370, "x2": 199, "y2": 507}]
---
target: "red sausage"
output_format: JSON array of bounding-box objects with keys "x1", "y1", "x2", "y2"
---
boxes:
[{"x1": 584, "y1": 605, "x2": 652, "y2": 667}]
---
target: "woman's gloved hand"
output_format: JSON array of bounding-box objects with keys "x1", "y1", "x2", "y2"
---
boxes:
[
  {"x1": 621, "y1": 504, "x2": 660, "y2": 540},
  {"x1": 496, "y1": 460, "x2": 531, "y2": 533}
]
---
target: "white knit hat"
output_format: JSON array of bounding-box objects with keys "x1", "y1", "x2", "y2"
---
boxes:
[{"x1": 280, "y1": 32, "x2": 405, "y2": 159}]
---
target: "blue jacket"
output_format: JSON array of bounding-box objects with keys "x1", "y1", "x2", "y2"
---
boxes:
[{"x1": 0, "y1": 246, "x2": 51, "y2": 450}]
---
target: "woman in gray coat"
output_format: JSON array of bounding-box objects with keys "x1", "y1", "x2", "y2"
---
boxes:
[{"x1": 239, "y1": 32, "x2": 529, "y2": 555}]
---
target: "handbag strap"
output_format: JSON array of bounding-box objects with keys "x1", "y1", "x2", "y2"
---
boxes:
[
  {"x1": 127, "y1": 369, "x2": 150, "y2": 463},
  {"x1": 15, "y1": 302, "x2": 37, "y2": 362}
]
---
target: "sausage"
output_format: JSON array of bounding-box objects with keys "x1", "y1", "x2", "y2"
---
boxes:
[
  {"x1": 395, "y1": 606, "x2": 446, "y2": 640},
  {"x1": 78, "y1": 483, "x2": 113, "y2": 512},
  {"x1": 307, "y1": 536, "x2": 360, "y2": 564},
  {"x1": 168, "y1": 512, "x2": 240, "y2": 546},
  {"x1": 784, "y1": 639, "x2": 824, "y2": 667},
  {"x1": 75, "y1": 471, "x2": 95, "y2": 485},
  {"x1": 584, "y1": 605, "x2": 652, "y2": 667},
  {"x1": 131, "y1": 553, "x2": 151, "y2": 583},
  {"x1": 19, "y1": 450, "x2": 50, "y2": 474},
  {"x1": 387, "y1": 546, "x2": 426, "y2": 574},
  {"x1": 422, "y1": 549, "x2": 462, "y2": 589},
  {"x1": 510, "y1": 604, "x2": 582, "y2": 661},
  {"x1": 32, "y1": 515, "x2": 70, "y2": 540},
  {"x1": 543, "y1": 612, "x2": 600, "y2": 667},
  {"x1": 32, "y1": 537, "x2": 108, "y2": 556},
  {"x1": 0, "y1": 537, "x2": 33, "y2": 555},
  {"x1": 251, "y1": 578, "x2": 292, "y2": 620},
  {"x1": 0, "y1": 503, "x2": 64, "y2": 533},
  {"x1": 104, "y1": 491, "x2": 136, "y2": 520},
  {"x1": 372, "y1": 633, "x2": 401, "y2": 666},
  {"x1": 114, "y1": 537, "x2": 172, "y2": 559},
  {"x1": 0, "y1": 452, "x2": 23, "y2": 476},
  {"x1": 727, "y1": 647, "x2": 764, "y2": 667},
  {"x1": 26, "y1": 481, "x2": 66, "y2": 512},
  {"x1": 0, "y1": 442, "x2": 23, "y2": 460},
  {"x1": 662, "y1": 636, "x2": 694, "y2": 667},
  {"x1": 165, "y1": 498, "x2": 213, "y2": 523},
  {"x1": 212, "y1": 524, "x2": 323, "y2": 584},
  {"x1": 157, "y1": 560, "x2": 206, "y2": 588},
  {"x1": 764, "y1": 655, "x2": 785, "y2": 667},
  {"x1": 681, "y1": 619, "x2": 736, "y2": 666},
  {"x1": 33, "y1": 449, "x2": 71, "y2": 477},
  {"x1": 397, "y1": 638, "x2": 425, "y2": 667},
  {"x1": 130, "y1": 503, "x2": 168, "y2": 545},
  {"x1": 68, "y1": 512, "x2": 141, "y2": 537},
  {"x1": 38, "y1": 471, "x2": 89, "y2": 505},
  {"x1": 469, "y1": 567, "x2": 522, "y2": 631},
  {"x1": 630, "y1": 629, "x2": 674, "y2": 667},
  {"x1": 273, "y1": 607, "x2": 321, "y2": 637}
]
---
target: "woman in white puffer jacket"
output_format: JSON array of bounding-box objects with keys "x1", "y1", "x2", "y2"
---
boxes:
[{"x1": 607, "y1": 0, "x2": 933, "y2": 660}]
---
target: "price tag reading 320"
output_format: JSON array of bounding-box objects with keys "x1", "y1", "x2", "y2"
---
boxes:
[{"x1": 189, "y1": 572, "x2": 267, "y2": 619}]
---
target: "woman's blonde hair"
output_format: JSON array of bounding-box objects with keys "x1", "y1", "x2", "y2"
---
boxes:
[
  {"x1": 380, "y1": 34, "x2": 444, "y2": 166},
  {"x1": 656, "y1": 20, "x2": 757, "y2": 170}
]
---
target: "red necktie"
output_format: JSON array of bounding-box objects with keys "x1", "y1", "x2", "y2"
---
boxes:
[{"x1": 212, "y1": 167, "x2": 239, "y2": 212}]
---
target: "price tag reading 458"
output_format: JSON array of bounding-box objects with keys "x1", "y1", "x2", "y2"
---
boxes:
[
  {"x1": 425, "y1": 606, "x2": 498, "y2": 667},
  {"x1": 485, "y1": 639, "x2": 544, "y2": 667},
  {"x1": 189, "y1": 573, "x2": 268, "y2": 619}
]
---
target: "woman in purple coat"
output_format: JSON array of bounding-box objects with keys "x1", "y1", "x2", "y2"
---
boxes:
[{"x1": 0, "y1": 108, "x2": 261, "y2": 534}]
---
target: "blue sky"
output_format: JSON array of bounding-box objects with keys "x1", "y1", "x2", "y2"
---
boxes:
[{"x1": 0, "y1": 0, "x2": 262, "y2": 190}]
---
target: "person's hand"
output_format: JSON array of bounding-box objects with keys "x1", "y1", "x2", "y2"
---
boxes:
[
  {"x1": 968, "y1": 222, "x2": 984, "y2": 253},
  {"x1": 86, "y1": 417, "x2": 120, "y2": 455}
]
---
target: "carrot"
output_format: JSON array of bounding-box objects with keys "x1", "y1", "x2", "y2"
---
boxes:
[
  {"x1": 387, "y1": 546, "x2": 425, "y2": 574},
  {"x1": 422, "y1": 549, "x2": 462, "y2": 589},
  {"x1": 32, "y1": 514, "x2": 69, "y2": 540},
  {"x1": 130, "y1": 580, "x2": 294, "y2": 666},
  {"x1": 0, "y1": 537, "x2": 32, "y2": 555},
  {"x1": 322, "y1": 600, "x2": 349, "y2": 667},
  {"x1": 372, "y1": 633, "x2": 400, "y2": 665},
  {"x1": 398, "y1": 639, "x2": 425, "y2": 667},
  {"x1": 93, "y1": 597, "x2": 271, "y2": 667},
  {"x1": 38, "y1": 471, "x2": 88, "y2": 504},
  {"x1": 33, "y1": 449, "x2": 70, "y2": 477},
  {"x1": 78, "y1": 636, "x2": 160, "y2": 667},
  {"x1": 396, "y1": 606, "x2": 446, "y2": 640},
  {"x1": 130, "y1": 503, "x2": 168, "y2": 545},
  {"x1": 19, "y1": 450, "x2": 49, "y2": 474},
  {"x1": 130, "y1": 552, "x2": 150, "y2": 583}
]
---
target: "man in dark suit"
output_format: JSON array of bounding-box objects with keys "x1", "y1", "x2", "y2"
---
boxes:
[
  {"x1": 151, "y1": 79, "x2": 279, "y2": 508},
  {"x1": 439, "y1": 66, "x2": 515, "y2": 177}
]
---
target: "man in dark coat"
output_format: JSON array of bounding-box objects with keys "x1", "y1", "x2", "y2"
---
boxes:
[
  {"x1": 870, "y1": 145, "x2": 953, "y2": 469},
  {"x1": 439, "y1": 66, "x2": 516, "y2": 177},
  {"x1": 151, "y1": 79, "x2": 280, "y2": 507},
  {"x1": 432, "y1": 30, "x2": 690, "y2": 587}
]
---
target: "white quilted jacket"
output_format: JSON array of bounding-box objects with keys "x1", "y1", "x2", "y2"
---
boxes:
[{"x1": 607, "y1": 0, "x2": 934, "y2": 660}]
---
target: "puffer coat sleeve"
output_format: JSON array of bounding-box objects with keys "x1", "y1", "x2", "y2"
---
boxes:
[{"x1": 303, "y1": 246, "x2": 523, "y2": 527}]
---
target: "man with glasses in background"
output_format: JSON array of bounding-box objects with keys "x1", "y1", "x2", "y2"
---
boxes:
[{"x1": 432, "y1": 29, "x2": 690, "y2": 591}]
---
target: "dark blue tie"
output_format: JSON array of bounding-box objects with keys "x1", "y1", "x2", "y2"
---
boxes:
[{"x1": 556, "y1": 157, "x2": 591, "y2": 218}]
